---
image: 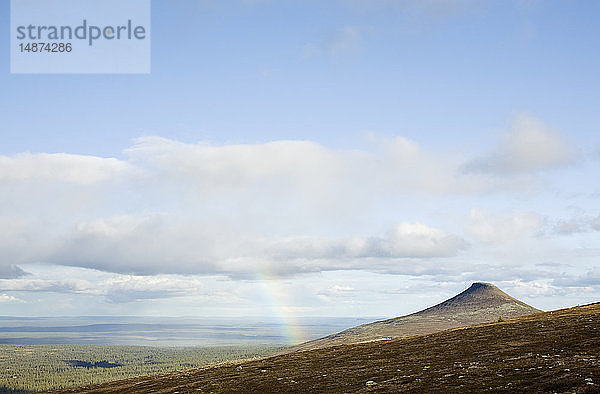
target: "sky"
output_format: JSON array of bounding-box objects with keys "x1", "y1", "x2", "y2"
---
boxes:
[{"x1": 0, "y1": 0, "x2": 599, "y2": 322}]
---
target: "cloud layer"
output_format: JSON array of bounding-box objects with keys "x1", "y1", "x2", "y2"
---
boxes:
[
  {"x1": 0, "y1": 115, "x2": 589, "y2": 282},
  {"x1": 45, "y1": 216, "x2": 467, "y2": 277},
  {"x1": 0, "y1": 275, "x2": 206, "y2": 303}
]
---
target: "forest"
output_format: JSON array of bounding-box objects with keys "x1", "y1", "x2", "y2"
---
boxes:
[{"x1": 0, "y1": 344, "x2": 280, "y2": 392}]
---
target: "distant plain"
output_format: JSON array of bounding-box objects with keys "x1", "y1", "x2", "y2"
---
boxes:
[{"x1": 0, "y1": 316, "x2": 374, "y2": 346}]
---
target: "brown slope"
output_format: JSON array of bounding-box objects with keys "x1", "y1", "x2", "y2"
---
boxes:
[
  {"x1": 290, "y1": 282, "x2": 541, "y2": 352},
  {"x1": 52, "y1": 302, "x2": 600, "y2": 393}
]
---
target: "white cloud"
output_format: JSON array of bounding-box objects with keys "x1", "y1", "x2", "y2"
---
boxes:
[
  {"x1": 467, "y1": 209, "x2": 543, "y2": 243},
  {"x1": 0, "y1": 293, "x2": 22, "y2": 303},
  {"x1": 498, "y1": 279, "x2": 565, "y2": 298},
  {"x1": 0, "y1": 278, "x2": 93, "y2": 293},
  {"x1": 553, "y1": 218, "x2": 586, "y2": 235},
  {"x1": 125, "y1": 137, "x2": 351, "y2": 194},
  {"x1": 267, "y1": 222, "x2": 467, "y2": 261},
  {"x1": 100, "y1": 276, "x2": 205, "y2": 303},
  {"x1": 384, "y1": 222, "x2": 468, "y2": 257},
  {"x1": 0, "y1": 274, "x2": 205, "y2": 304},
  {"x1": 315, "y1": 284, "x2": 357, "y2": 302},
  {"x1": 332, "y1": 285, "x2": 354, "y2": 292},
  {"x1": 376, "y1": 135, "x2": 529, "y2": 194},
  {"x1": 0, "y1": 153, "x2": 133, "y2": 184},
  {"x1": 551, "y1": 214, "x2": 600, "y2": 235},
  {"x1": 465, "y1": 114, "x2": 574, "y2": 174},
  {"x1": 49, "y1": 214, "x2": 219, "y2": 275},
  {"x1": 553, "y1": 267, "x2": 600, "y2": 288}
]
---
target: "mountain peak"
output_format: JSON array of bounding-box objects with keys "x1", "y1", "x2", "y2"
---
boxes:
[
  {"x1": 418, "y1": 282, "x2": 535, "y2": 316},
  {"x1": 466, "y1": 282, "x2": 503, "y2": 293},
  {"x1": 470, "y1": 281, "x2": 496, "y2": 289},
  {"x1": 291, "y1": 282, "x2": 541, "y2": 352}
]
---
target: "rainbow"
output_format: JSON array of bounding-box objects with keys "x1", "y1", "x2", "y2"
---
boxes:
[{"x1": 256, "y1": 268, "x2": 306, "y2": 345}]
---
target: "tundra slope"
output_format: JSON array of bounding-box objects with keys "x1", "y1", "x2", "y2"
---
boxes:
[{"x1": 291, "y1": 282, "x2": 541, "y2": 352}]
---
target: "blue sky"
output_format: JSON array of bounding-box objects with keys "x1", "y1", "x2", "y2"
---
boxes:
[{"x1": 0, "y1": 0, "x2": 599, "y2": 322}]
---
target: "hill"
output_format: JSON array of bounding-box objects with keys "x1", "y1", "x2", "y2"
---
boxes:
[
  {"x1": 291, "y1": 282, "x2": 541, "y2": 352},
  {"x1": 51, "y1": 302, "x2": 600, "y2": 393}
]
